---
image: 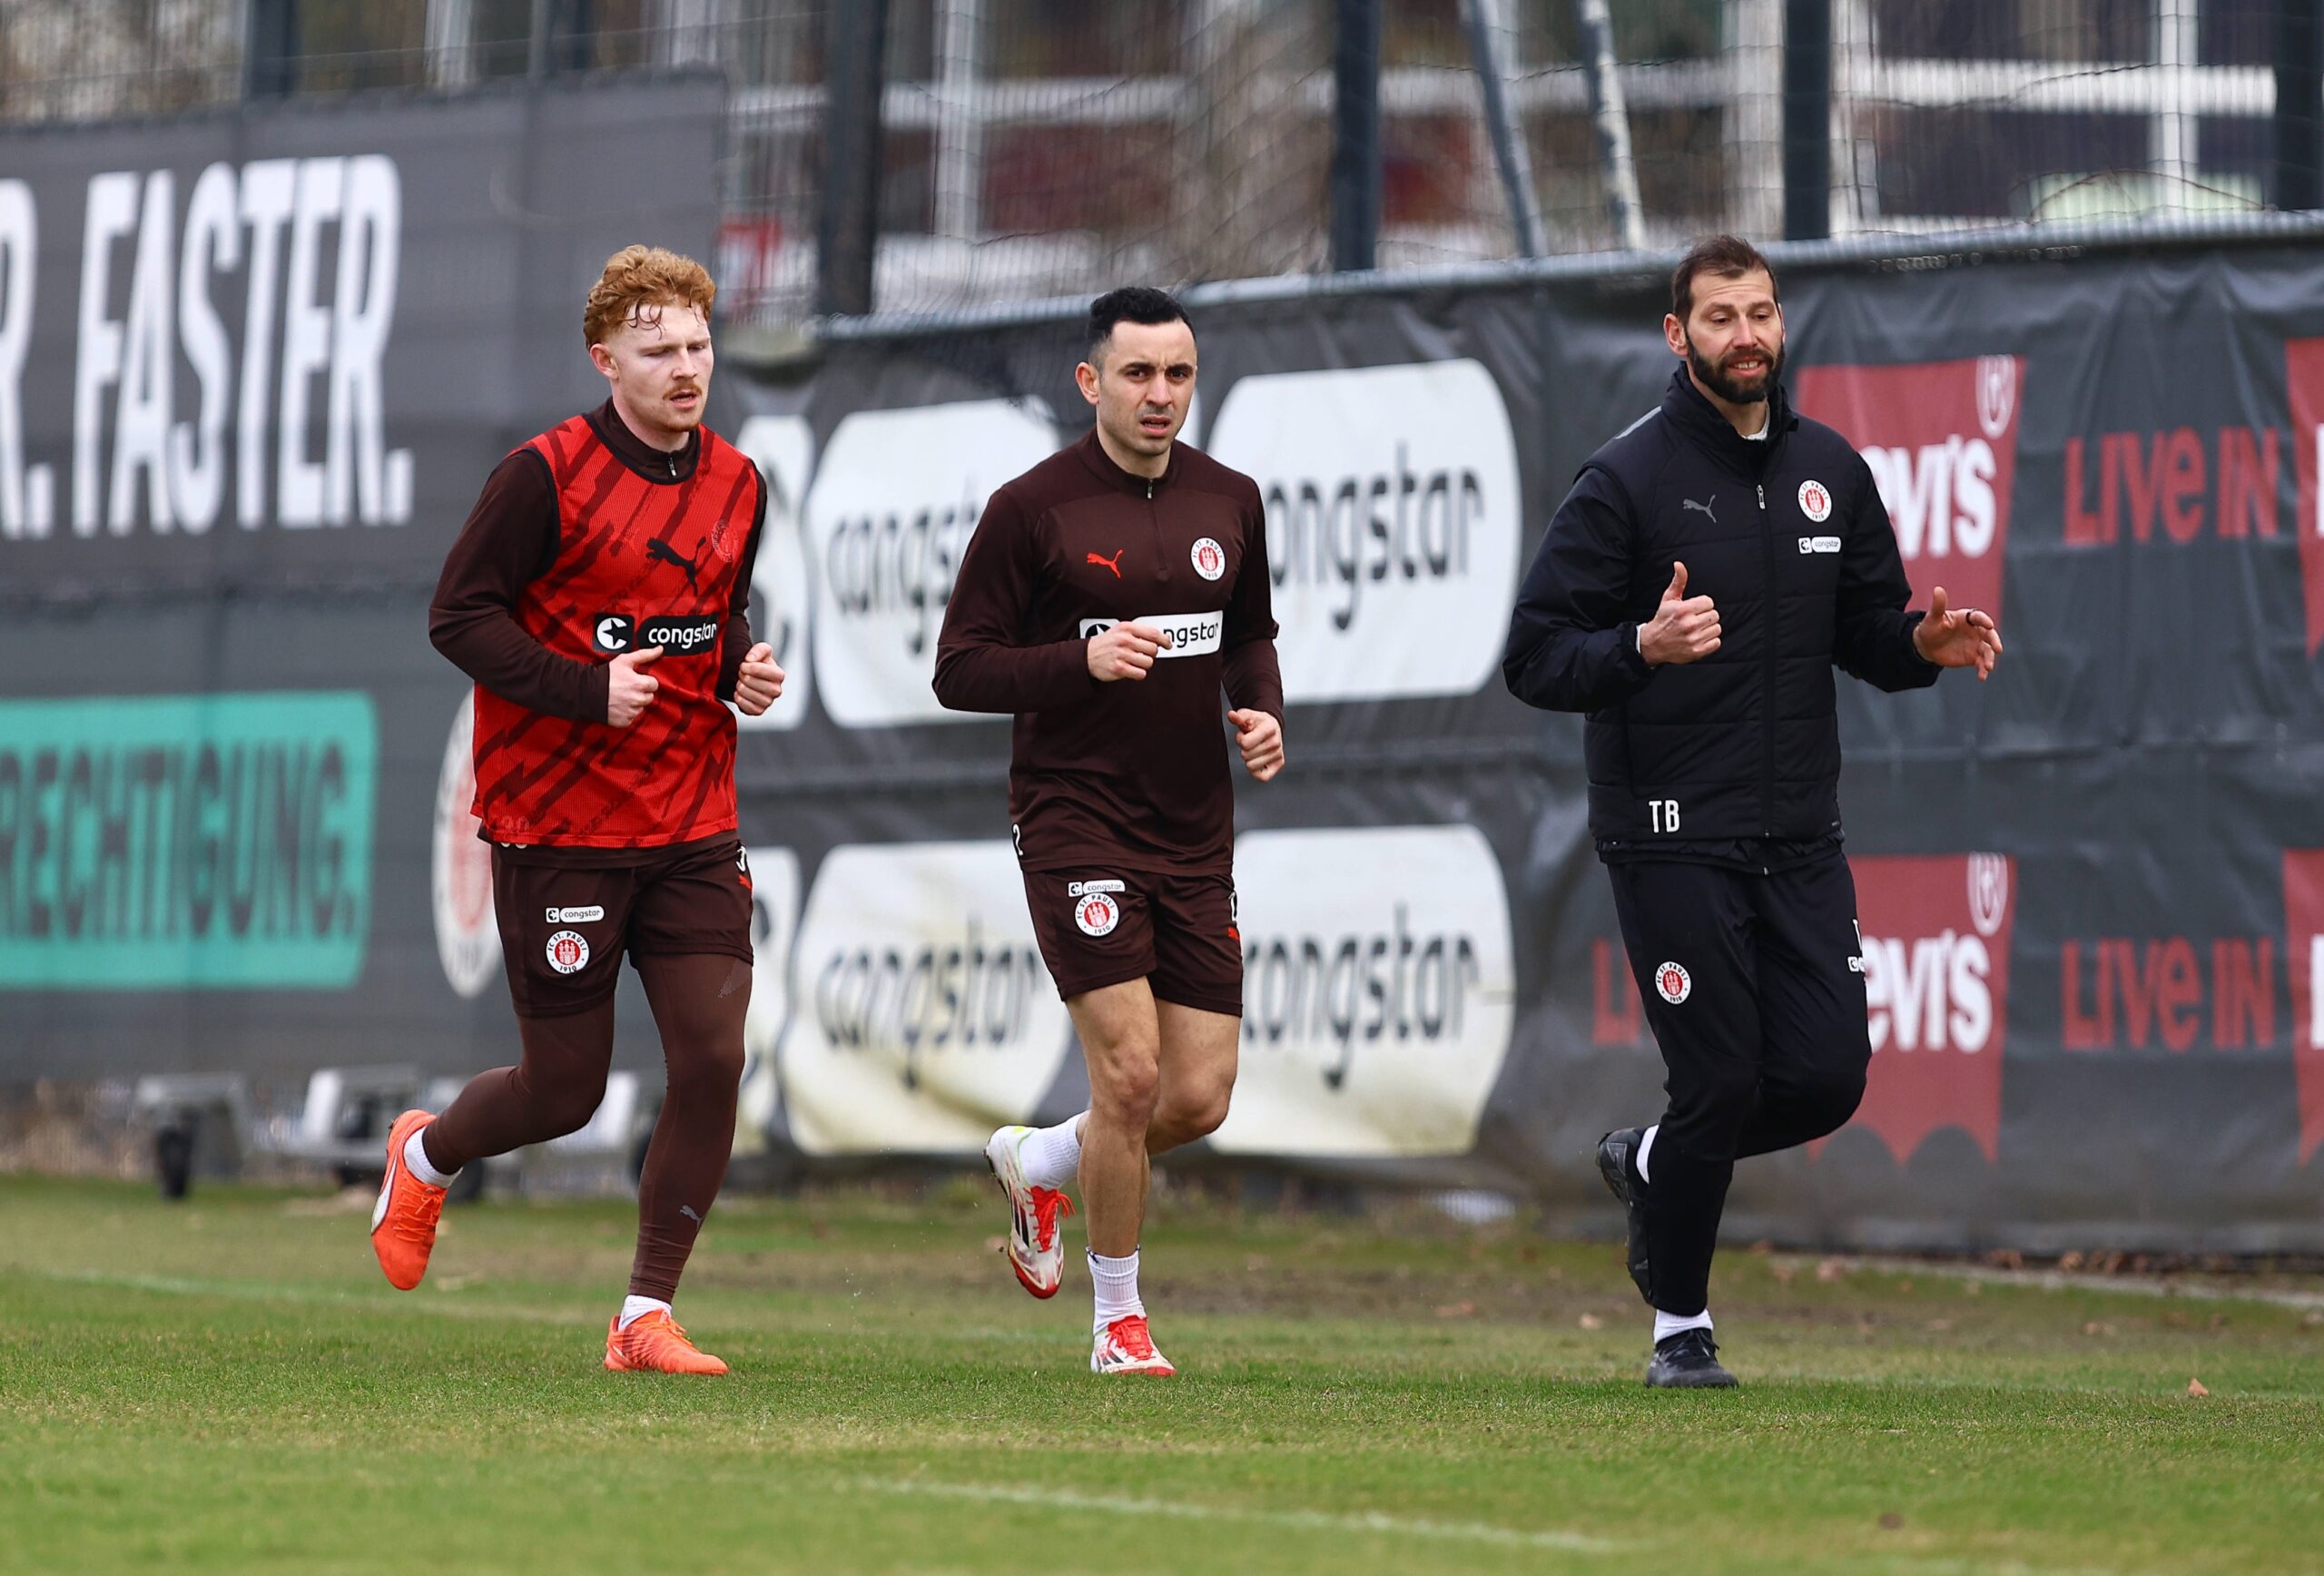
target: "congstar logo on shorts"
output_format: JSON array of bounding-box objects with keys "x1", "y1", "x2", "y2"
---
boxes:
[{"x1": 593, "y1": 614, "x2": 723, "y2": 655}]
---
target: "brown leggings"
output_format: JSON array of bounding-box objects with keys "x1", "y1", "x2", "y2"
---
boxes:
[{"x1": 424, "y1": 953, "x2": 752, "y2": 1302}]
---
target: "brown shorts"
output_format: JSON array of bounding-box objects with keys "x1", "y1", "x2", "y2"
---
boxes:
[
  {"x1": 492, "y1": 837, "x2": 755, "y2": 1018},
  {"x1": 1020, "y1": 865, "x2": 1243, "y2": 1018}
]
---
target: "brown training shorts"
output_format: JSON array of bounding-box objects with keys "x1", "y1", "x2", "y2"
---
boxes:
[
  {"x1": 491, "y1": 837, "x2": 755, "y2": 1018},
  {"x1": 1019, "y1": 865, "x2": 1243, "y2": 1018}
]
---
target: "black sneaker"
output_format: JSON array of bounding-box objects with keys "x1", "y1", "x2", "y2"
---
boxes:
[
  {"x1": 1595, "y1": 1128, "x2": 1651, "y2": 1304},
  {"x1": 1645, "y1": 1327, "x2": 1738, "y2": 1389}
]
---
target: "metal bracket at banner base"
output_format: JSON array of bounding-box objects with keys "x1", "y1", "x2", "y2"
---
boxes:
[{"x1": 130, "y1": 1066, "x2": 655, "y2": 1200}]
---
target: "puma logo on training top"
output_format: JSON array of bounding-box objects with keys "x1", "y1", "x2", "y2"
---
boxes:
[
  {"x1": 1683, "y1": 497, "x2": 1718, "y2": 524},
  {"x1": 1088, "y1": 550, "x2": 1125, "y2": 579},
  {"x1": 649, "y1": 537, "x2": 702, "y2": 590}
]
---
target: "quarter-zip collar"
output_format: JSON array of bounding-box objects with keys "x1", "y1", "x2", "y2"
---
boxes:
[
  {"x1": 587, "y1": 398, "x2": 702, "y2": 484},
  {"x1": 1659, "y1": 364, "x2": 1796, "y2": 474},
  {"x1": 1073, "y1": 427, "x2": 1177, "y2": 497}
]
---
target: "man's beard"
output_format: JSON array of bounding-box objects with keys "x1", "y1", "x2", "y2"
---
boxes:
[{"x1": 1688, "y1": 337, "x2": 1784, "y2": 406}]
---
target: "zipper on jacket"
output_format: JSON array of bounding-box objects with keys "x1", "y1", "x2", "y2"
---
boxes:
[
  {"x1": 1146, "y1": 476, "x2": 1169, "y2": 584},
  {"x1": 1758, "y1": 479, "x2": 1776, "y2": 835}
]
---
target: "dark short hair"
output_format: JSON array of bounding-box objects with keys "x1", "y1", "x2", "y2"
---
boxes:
[
  {"x1": 1671, "y1": 234, "x2": 1777, "y2": 322},
  {"x1": 1087, "y1": 286, "x2": 1192, "y2": 366}
]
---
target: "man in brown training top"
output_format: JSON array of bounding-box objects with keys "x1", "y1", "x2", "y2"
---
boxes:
[
  {"x1": 935, "y1": 286, "x2": 1286, "y2": 1376},
  {"x1": 369, "y1": 245, "x2": 784, "y2": 1375}
]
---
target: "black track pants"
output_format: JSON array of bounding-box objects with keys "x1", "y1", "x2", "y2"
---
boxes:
[{"x1": 1607, "y1": 851, "x2": 1872, "y2": 1316}]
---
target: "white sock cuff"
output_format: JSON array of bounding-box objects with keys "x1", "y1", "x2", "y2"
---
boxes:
[
  {"x1": 404, "y1": 1128, "x2": 457, "y2": 1188},
  {"x1": 1653, "y1": 1307, "x2": 1712, "y2": 1343},
  {"x1": 618, "y1": 1295, "x2": 673, "y2": 1330},
  {"x1": 1019, "y1": 1115, "x2": 1085, "y2": 1190},
  {"x1": 1088, "y1": 1248, "x2": 1143, "y2": 1330},
  {"x1": 1636, "y1": 1123, "x2": 1659, "y2": 1186}
]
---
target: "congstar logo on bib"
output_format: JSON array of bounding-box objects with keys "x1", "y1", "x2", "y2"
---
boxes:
[
  {"x1": 1206, "y1": 360, "x2": 1521, "y2": 703},
  {"x1": 592, "y1": 614, "x2": 721, "y2": 655}
]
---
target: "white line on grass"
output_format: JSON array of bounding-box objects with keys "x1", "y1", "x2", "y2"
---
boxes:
[
  {"x1": 856, "y1": 1476, "x2": 1620, "y2": 1554},
  {"x1": 1834, "y1": 1256, "x2": 2324, "y2": 1314},
  {"x1": 860, "y1": 1484, "x2": 2151, "y2": 1576},
  {"x1": 20, "y1": 1266, "x2": 606, "y2": 1327}
]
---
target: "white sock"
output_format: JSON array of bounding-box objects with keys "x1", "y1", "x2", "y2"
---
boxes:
[
  {"x1": 1654, "y1": 1307, "x2": 1712, "y2": 1344},
  {"x1": 1635, "y1": 1124, "x2": 1659, "y2": 1186},
  {"x1": 1019, "y1": 1114, "x2": 1085, "y2": 1189},
  {"x1": 618, "y1": 1295, "x2": 672, "y2": 1331},
  {"x1": 404, "y1": 1128, "x2": 457, "y2": 1187},
  {"x1": 1088, "y1": 1249, "x2": 1143, "y2": 1334}
]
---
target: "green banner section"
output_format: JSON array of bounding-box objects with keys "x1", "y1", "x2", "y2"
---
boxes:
[{"x1": 0, "y1": 694, "x2": 377, "y2": 990}]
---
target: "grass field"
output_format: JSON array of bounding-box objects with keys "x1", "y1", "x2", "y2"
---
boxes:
[{"x1": 3, "y1": 1173, "x2": 2320, "y2": 1576}]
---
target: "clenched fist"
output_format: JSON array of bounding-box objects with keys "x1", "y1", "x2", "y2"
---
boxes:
[
  {"x1": 1230, "y1": 708, "x2": 1285, "y2": 782},
  {"x1": 1088, "y1": 620, "x2": 1172, "y2": 682},
  {"x1": 606, "y1": 645, "x2": 664, "y2": 726},
  {"x1": 734, "y1": 641, "x2": 784, "y2": 714}
]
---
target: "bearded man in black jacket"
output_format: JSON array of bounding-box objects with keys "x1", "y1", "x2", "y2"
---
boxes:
[{"x1": 1503, "y1": 234, "x2": 2004, "y2": 1388}]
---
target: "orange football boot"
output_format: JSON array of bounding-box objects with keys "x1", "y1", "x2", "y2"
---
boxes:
[
  {"x1": 369, "y1": 1108, "x2": 448, "y2": 1291},
  {"x1": 604, "y1": 1309, "x2": 730, "y2": 1375}
]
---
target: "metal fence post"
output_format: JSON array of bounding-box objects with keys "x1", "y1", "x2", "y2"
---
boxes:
[
  {"x1": 1464, "y1": 0, "x2": 1545, "y2": 258},
  {"x1": 1575, "y1": 0, "x2": 1645, "y2": 251},
  {"x1": 2278, "y1": 0, "x2": 2324, "y2": 211},
  {"x1": 1781, "y1": 0, "x2": 1830, "y2": 240},
  {"x1": 818, "y1": 0, "x2": 891, "y2": 317},
  {"x1": 1330, "y1": 0, "x2": 1383, "y2": 271},
  {"x1": 244, "y1": 0, "x2": 300, "y2": 99}
]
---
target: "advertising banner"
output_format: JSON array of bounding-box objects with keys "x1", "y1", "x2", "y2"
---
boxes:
[
  {"x1": 8, "y1": 89, "x2": 2322, "y2": 1249},
  {"x1": 0, "y1": 75, "x2": 725, "y2": 1075},
  {"x1": 714, "y1": 240, "x2": 2324, "y2": 1250}
]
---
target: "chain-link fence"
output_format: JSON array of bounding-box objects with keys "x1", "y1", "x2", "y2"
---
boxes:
[{"x1": 0, "y1": 1, "x2": 2311, "y2": 325}]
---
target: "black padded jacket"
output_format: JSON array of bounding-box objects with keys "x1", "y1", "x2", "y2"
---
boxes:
[{"x1": 1502, "y1": 366, "x2": 1938, "y2": 856}]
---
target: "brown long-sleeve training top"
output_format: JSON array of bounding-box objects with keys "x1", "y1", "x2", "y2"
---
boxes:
[{"x1": 933, "y1": 428, "x2": 1284, "y2": 875}]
